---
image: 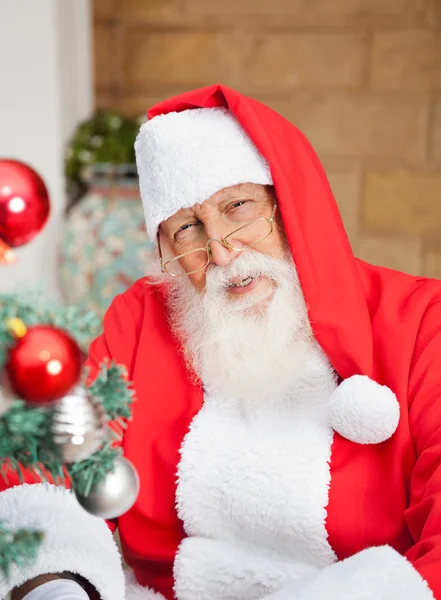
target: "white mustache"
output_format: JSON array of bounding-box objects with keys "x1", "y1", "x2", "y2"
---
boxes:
[{"x1": 205, "y1": 249, "x2": 295, "y2": 291}]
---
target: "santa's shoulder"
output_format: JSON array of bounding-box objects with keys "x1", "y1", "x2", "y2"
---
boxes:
[{"x1": 356, "y1": 258, "x2": 441, "y2": 325}]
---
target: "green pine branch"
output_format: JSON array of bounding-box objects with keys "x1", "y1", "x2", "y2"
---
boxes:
[
  {"x1": 69, "y1": 444, "x2": 122, "y2": 497},
  {"x1": 0, "y1": 293, "x2": 102, "y2": 361},
  {"x1": 0, "y1": 523, "x2": 44, "y2": 577},
  {"x1": 88, "y1": 362, "x2": 134, "y2": 421}
]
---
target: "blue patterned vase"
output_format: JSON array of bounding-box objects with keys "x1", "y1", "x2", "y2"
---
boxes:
[{"x1": 59, "y1": 164, "x2": 152, "y2": 321}]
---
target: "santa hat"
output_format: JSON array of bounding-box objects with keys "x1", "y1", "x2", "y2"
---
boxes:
[
  {"x1": 135, "y1": 107, "x2": 273, "y2": 242},
  {"x1": 135, "y1": 86, "x2": 400, "y2": 446}
]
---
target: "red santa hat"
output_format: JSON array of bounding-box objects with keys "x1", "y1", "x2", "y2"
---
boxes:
[
  {"x1": 134, "y1": 85, "x2": 400, "y2": 446},
  {"x1": 135, "y1": 106, "x2": 273, "y2": 242}
]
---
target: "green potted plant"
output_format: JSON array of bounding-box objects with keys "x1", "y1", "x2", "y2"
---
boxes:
[{"x1": 64, "y1": 111, "x2": 143, "y2": 212}]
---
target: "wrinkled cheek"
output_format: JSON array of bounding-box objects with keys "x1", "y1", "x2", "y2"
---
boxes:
[{"x1": 188, "y1": 271, "x2": 207, "y2": 292}]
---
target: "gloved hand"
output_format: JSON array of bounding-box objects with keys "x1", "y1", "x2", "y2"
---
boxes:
[{"x1": 22, "y1": 579, "x2": 89, "y2": 599}]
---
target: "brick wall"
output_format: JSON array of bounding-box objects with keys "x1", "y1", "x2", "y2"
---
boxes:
[{"x1": 94, "y1": 0, "x2": 441, "y2": 278}]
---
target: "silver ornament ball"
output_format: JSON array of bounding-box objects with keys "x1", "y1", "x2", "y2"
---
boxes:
[
  {"x1": 75, "y1": 455, "x2": 140, "y2": 519},
  {"x1": 51, "y1": 385, "x2": 106, "y2": 463}
]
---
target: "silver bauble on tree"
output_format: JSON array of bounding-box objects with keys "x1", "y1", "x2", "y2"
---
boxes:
[
  {"x1": 51, "y1": 385, "x2": 106, "y2": 462},
  {"x1": 74, "y1": 455, "x2": 140, "y2": 519}
]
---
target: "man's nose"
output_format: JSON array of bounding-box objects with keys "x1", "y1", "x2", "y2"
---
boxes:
[{"x1": 208, "y1": 238, "x2": 236, "y2": 267}]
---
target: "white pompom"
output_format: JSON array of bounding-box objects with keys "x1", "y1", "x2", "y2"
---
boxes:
[{"x1": 329, "y1": 375, "x2": 400, "y2": 445}]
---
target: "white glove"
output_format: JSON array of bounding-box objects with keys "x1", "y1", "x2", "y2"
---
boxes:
[{"x1": 22, "y1": 578, "x2": 89, "y2": 599}]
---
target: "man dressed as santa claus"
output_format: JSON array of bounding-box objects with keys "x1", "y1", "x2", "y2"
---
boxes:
[{"x1": 2, "y1": 85, "x2": 441, "y2": 600}]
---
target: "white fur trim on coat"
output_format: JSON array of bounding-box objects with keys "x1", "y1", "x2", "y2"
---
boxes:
[
  {"x1": 0, "y1": 483, "x2": 125, "y2": 600},
  {"x1": 262, "y1": 546, "x2": 434, "y2": 600},
  {"x1": 125, "y1": 569, "x2": 166, "y2": 600},
  {"x1": 135, "y1": 107, "x2": 273, "y2": 241},
  {"x1": 175, "y1": 345, "x2": 339, "y2": 598},
  {"x1": 174, "y1": 537, "x2": 319, "y2": 600},
  {"x1": 329, "y1": 375, "x2": 400, "y2": 444}
]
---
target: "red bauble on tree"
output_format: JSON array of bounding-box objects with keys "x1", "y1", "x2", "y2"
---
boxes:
[
  {"x1": 0, "y1": 159, "x2": 50, "y2": 248},
  {"x1": 5, "y1": 323, "x2": 83, "y2": 405}
]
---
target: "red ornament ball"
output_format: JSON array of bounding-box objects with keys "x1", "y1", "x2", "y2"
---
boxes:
[
  {"x1": 0, "y1": 159, "x2": 50, "y2": 247},
  {"x1": 5, "y1": 325, "x2": 83, "y2": 405}
]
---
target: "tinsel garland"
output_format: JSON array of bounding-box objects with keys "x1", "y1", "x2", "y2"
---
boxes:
[{"x1": 0, "y1": 293, "x2": 134, "y2": 576}]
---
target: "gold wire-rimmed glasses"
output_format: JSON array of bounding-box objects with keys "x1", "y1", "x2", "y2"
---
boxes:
[{"x1": 158, "y1": 204, "x2": 277, "y2": 277}]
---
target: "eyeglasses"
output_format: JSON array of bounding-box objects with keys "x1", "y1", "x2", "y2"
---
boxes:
[{"x1": 158, "y1": 205, "x2": 277, "y2": 277}]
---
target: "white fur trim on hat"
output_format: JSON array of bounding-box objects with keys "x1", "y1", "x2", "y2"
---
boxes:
[
  {"x1": 0, "y1": 483, "x2": 124, "y2": 599},
  {"x1": 329, "y1": 375, "x2": 400, "y2": 445},
  {"x1": 135, "y1": 107, "x2": 273, "y2": 242}
]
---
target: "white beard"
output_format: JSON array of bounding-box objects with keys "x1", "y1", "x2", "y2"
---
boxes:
[{"x1": 164, "y1": 250, "x2": 315, "y2": 401}]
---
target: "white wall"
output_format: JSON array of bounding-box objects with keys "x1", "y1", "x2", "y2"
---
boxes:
[{"x1": 0, "y1": 0, "x2": 93, "y2": 298}]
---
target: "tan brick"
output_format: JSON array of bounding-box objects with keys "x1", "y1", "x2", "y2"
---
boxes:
[
  {"x1": 94, "y1": 24, "x2": 117, "y2": 88},
  {"x1": 326, "y1": 170, "x2": 361, "y2": 244},
  {"x1": 269, "y1": 94, "x2": 427, "y2": 164},
  {"x1": 432, "y1": 99, "x2": 441, "y2": 162},
  {"x1": 355, "y1": 235, "x2": 422, "y2": 275},
  {"x1": 436, "y1": 0, "x2": 441, "y2": 23},
  {"x1": 362, "y1": 171, "x2": 441, "y2": 237},
  {"x1": 93, "y1": 0, "x2": 116, "y2": 20},
  {"x1": 118, "y1": 95, "x2": 160, "y2": 118},
  {"x1": 423, "y1": 244, "x2": 441, "y2": 279},
  {"x1": 244, "y1": 33, "x2": 366, "y2": 91},
  {"x1": 116, "y1": 93, "x2": 187, "y2": 117},
  {"x1": 427, "y1": 0, "x2": 441, "y2": 25},
  {"x1": 184, "y1": 0, "x2": 431, "y2": 26},
  {"x1": 124, "y1": 31, "x2": 253, "y2": 88},
  {"x1": 371, "y1": 31, "x2": 441, "y2": 92},
  {"x1": 125, "y1": 31, "x2": 366, "y2": 92},
  {"x1": 95, "y1": 91, "x2": 112, "y2": 110},
  {"x1": 95, "y1": 92, "x2": 187, "y2": 118},
  {"x1": 116, "y1": 0, "x2": 184, "y2": 23}
]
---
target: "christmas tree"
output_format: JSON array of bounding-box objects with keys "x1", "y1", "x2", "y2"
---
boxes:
[
  {"x1": 0, "y1": 160, "x2": 138, "y2": 579},
  {"x1": 0, "y1": 293, "x2": 137, "y2": 577}
]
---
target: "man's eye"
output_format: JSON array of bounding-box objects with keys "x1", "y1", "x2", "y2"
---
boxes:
[
  {"x1": 231, "y1": 201, "x2": 248, "y2": 209},
  {"x1": 175, "y1": 222, "x2": 197, "y2": 237}
]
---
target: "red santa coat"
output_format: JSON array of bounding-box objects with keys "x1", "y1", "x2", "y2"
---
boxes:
[{"x1": 83, "y1": 85, "x2": 441, "y2": 599}]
